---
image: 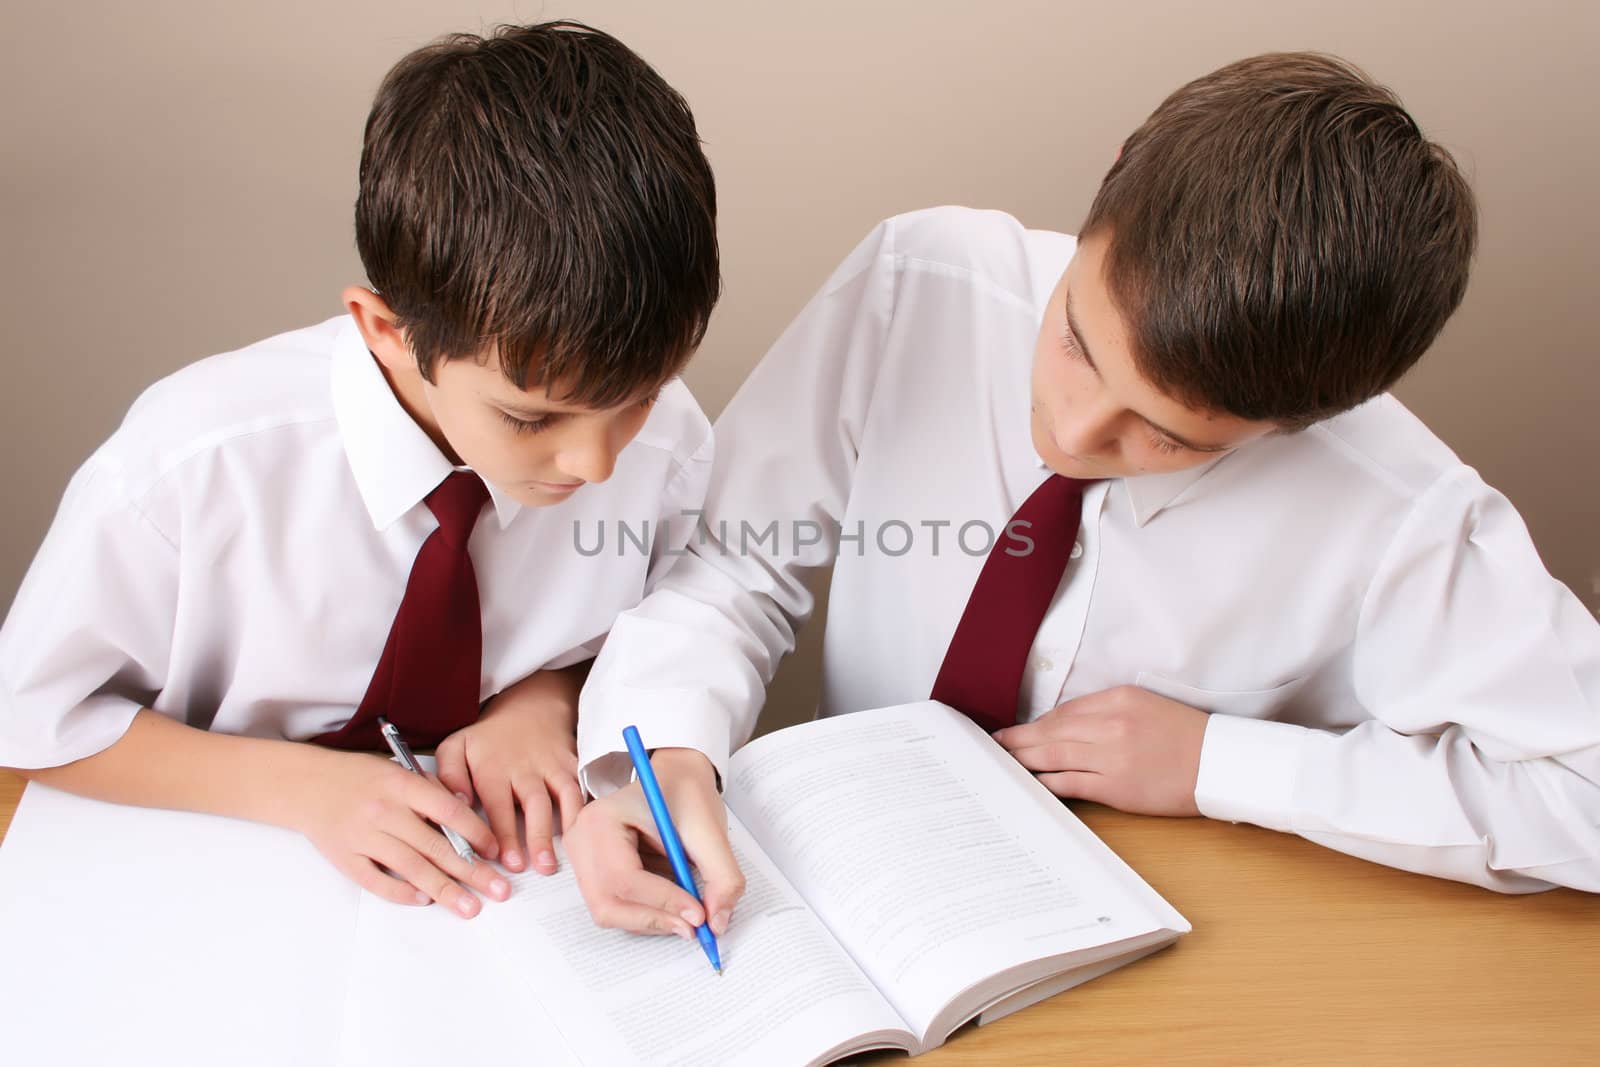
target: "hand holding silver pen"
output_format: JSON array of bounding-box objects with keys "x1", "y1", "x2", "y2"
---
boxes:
[
  {"x1": 286, "y1": 718, "x2": 507, "y2": 916},
  {"x1": 378, "y1": 716, "x2": 479, "y2": 863}
]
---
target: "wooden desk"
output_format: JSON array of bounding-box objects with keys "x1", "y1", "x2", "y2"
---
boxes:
[
  {"x1": 0, "y1": 771, "x2": 19, "y2": 842},
  {"x1": 2, "y1": 768, "x2": 1594, "y2": 1064}
]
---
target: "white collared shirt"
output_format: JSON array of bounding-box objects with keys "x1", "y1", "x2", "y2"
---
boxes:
[
  {"x1": 578, "y1": 207, "x2": 1600, "y2": 893},
  {"x1": 0, "y1": 315, "x2": 711, "y2": 767}
]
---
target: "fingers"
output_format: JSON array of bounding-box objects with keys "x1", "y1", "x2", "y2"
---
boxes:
[
  {"x1": 400, "y1": 772, "x2": 498, "y2": 860},
  {"x1": 993, "y1": 702, "x2": 1108, "y2": 751},
  {"x1": 337, "y1": 855, "x2": 430, "y2": 908},
  {"x1": 697, "y1": 871, "x2": 744, "y2": 937},
  {"x1": 368, "y1": 834, "x2": 486, "y2": 918},
  {"x1": 567, "y1": 799, "x2": 702, "y2": 937},
  {"x1": 1035, "y1": 769, "x2": 1108, "y2": 803},
  {"x1": 1007, "y1": 740, "x2": 1103, "y2": 775},
  {"x1": 514, "y1": 775, "x2": 558, "y2": 875},
  {"x1": 477, "y1": 776, "x2": 523, "y2": 872},
  {"x1": 993, "y1": 717, "x2": 1062, "y2": 750},
  {"x1": 611, "y1": 869, "x2": 706, "y2": 938},
  {"x1": 552, "y1": 774, "x2": 586, "y2": 836},
  {"x1": 433, "y1": 735, "x2": 473, "y2": 807},
  {"x1": 670, "y1": 787, "x2": 745, "y2": 936},
  {"x1": 378, "y1": 810, "x2": 512, "y2": 916}
]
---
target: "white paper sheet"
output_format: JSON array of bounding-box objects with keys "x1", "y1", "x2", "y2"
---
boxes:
[{"x1": 0, "y1": 784, "x2": 358, "y2": 1067}]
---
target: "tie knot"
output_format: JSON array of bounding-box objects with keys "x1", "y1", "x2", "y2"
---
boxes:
[
  {"x1": 1022, "y1": 474, "x2": 1091, "y2": 524},
  {"x1": 425, "y1": 471, "x2": 489, "y2": 548},
  {"x1": 1045, "y1": 473, "x2": 1091, "y2": 494}
]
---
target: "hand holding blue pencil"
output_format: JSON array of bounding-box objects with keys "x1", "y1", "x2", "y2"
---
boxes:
[{"x1": 622, "y1": 725, "x2": 724, "y2": 974}]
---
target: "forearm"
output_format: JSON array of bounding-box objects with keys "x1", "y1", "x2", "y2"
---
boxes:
[
  {"x1": 1197, "y1": 715, "x2": 1600, "y2": 893},
  {"x1": 13, "y1": 708, "x2": 338, "y2": 832},
  {"x1": 577, "y1": 565, "x2": 782, "y2": 796},
  {"x1": 490, "y1": 661, "x2": 590, "y2": 716}
]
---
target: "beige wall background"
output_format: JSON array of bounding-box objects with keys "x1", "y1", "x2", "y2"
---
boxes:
[{"x1": 2, "y1": 1, "x2": 1596, "y2": 734}]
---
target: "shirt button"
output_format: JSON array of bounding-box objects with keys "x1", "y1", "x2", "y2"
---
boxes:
[
  {"x1": 1033, "y1": 655, "x2": 1055, "y2": 672},
  {"x1": 1070, "y1": 541, "x2": 1084, "y2": 560}
]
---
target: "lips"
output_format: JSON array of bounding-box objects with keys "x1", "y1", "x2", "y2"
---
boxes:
[{"x1": 530, "y1": 480, "x2": 583, "y2": 493}]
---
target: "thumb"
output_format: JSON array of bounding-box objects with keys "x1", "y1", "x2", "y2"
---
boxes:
[
  {"x1": 677, "y1": 799, "x2": 746, "y2": 936},
  {"x1": 433, "y1": 735, "x2": 473, "y2": 805},
  {"x1": 694, "y1": 846, "x2": 745, "y2": 937}
]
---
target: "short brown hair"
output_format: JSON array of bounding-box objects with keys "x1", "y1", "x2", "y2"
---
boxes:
[
  {"x1": 355, "y1": 21, "x2": 719, "y2": 408},
  {"x1": 1082, "y1": 52, "x2": 1476, "y2": 428}
]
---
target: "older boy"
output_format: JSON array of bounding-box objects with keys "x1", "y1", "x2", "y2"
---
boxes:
[
  {"x1": 0, "y1": 22, "x2": 718, "y2": 919},
  {"x1": 569, "y1": 52, "x2": 1599, "y2": 941}
]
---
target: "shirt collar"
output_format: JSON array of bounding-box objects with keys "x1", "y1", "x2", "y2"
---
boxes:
[
  {"x1": 1030, "y1": 446, "x2": 1225, "y2": 527},
  {"x1": 1120, "y1": 459, "x2": 1225, "y2": 525},
  {"x1": 330, "y1": 317, "x2": 522, "y2": 531}
]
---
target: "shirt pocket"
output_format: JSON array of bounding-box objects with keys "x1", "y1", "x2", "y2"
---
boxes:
[{"x1": 1133, "y1": 671, "x2": 1308, "y2": 720}]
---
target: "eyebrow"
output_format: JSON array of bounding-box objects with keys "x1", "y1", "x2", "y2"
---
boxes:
[{"x1": 1064, "y1": 290, "x2": 1232, "y2": 454}]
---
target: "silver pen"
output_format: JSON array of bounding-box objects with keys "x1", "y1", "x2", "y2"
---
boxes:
[{"x1": 377, "y1": 717, "x2": 478, "y2": 864}]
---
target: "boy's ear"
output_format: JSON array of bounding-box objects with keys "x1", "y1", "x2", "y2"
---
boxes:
[{"x1": 342, "y1": 285, "x2": 413, "y2": 377}]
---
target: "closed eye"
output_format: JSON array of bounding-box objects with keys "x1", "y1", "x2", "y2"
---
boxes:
[
  {"x1": 1146, "y1": 429, "x2": 1186, "y2": 455},
  {"x1": 1060, "y1": 322, "x2": 1087, "y2": 363},
  {"x1": 498, "y1": 410, "x2": 556, "y2": 435}
]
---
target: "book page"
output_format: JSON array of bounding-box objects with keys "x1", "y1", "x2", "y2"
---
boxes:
[
  {"x1": 0, "y1": 783, "x2": 358, "y2": 1067},
  {"x1": 345, "y1": 816, "x2": 912, "y2": 1067},
  {"x1": 725, "y1": 702, "x2": 1187, "y2": 1043}
]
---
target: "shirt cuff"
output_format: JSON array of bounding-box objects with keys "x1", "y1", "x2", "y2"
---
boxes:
[
  {"x1": 577, "y1": 692, "x2": 733, "y2": 798},
  {"x1": 1193, "y1": 714, "x2": 1318, "y2": 832}
]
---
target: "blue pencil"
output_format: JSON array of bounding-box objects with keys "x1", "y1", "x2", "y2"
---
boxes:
[{"x1": 622, "y1": 725, "x2": 723, "y2": 974}]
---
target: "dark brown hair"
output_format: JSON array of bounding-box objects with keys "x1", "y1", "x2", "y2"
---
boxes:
[
  {"x1": 355, "y1": 21, "x2": 719, "y2": 407},
  {"x1": 1082, "y1": 52, "x2": 1476, "y2": 428}
]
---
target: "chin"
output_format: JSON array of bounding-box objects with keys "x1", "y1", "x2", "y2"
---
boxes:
[
  {"x1": 1041, "y1": 453, "x2": 1106, "y2": 480},
  {"x1": 522, "y1": 480, "x2": 584, "y2": 502}
]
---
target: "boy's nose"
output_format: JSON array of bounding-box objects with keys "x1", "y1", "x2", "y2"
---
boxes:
[
  {"x1": 556, "y1": 436, "x2": 618, "y2": 485},
  {"x1": 1053, "y1": 402, "x2": 1120, "y2": 460}
]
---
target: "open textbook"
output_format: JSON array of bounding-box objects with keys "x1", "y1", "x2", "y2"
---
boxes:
[{"x1": 0, "y1": 702, "x2": 1187, "y2": 1067}]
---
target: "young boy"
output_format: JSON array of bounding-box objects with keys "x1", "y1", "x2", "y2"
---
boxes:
[
  {"x1": 0, "y1": 22, "x2": 719, "y2": 920},
  {"x1": 565, "y1": 52, "x2": 1600, "y2": 942}
]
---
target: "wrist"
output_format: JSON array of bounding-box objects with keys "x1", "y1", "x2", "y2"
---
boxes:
[
  {"x1": 503, "y1": 663, "x2": 586, "y2": 703},
  {"x1": 483, "y1": 666, "x2": 582, "y2": 722},
  {"x1": 251, "y1": 741, "x2": 356, "y2": 833},
  {"x1": 650, "y1": 747, "x2": 719, "y2": 791}
]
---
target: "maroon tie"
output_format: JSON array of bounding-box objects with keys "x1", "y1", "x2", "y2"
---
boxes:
[
  {"x1": 314, "y1": 471, "x2": 491, "y2": 751},
  {"x1": 931, "y1": 475, "x2": 1089, "y2": 734}
]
